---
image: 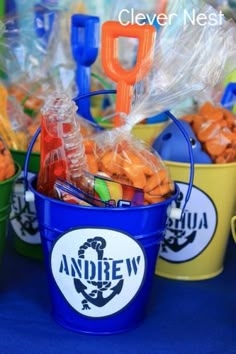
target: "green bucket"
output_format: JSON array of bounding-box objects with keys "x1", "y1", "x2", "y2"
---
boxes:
[
  {"x1": 0, "y1": 163, "x2": 21, "y2": 263},
  {"x1": 10, "y1": 150, "x2": 42, "y2": 260}
]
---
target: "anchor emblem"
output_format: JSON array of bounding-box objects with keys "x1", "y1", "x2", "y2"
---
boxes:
[
  {"x1": 11, "y1": 178, "x2": 38, "y2": 237},
  {"x1": 73, "y1": 237, "x2": 124, "y2": 310},
  {"x1": 161, "y1": 229, "x2": 197, "y2": 253},
  {"x1": 162, "y1": 191, "x2": 197, "y2": 253}
]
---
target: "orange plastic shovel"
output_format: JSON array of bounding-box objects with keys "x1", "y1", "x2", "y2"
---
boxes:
[{"x1": 101, "y1": 21, "x2": 156, "y2": 127}]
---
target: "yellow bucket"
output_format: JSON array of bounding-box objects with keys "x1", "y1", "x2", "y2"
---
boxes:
[
  {"x1": 155, "y1": 161, "x2": 236, "y2": 281},
  {"x1": 231, "y1": 215, "x2": 236, "y2": 243},
  {"x1": 97, "y1": 121, "x2": 168, "y2": 145}
]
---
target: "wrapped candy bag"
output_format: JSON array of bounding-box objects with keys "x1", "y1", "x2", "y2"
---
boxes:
[
  {"x1": 0, "y1": 4, "x2": 76, "y2": 119},
  {"x1": 84, "y1": 130, "x2": 174, "y2": 205}
]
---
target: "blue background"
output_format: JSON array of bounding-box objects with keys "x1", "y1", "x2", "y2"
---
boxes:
[{"x1": 0, "y1": 236, "x2": 235, "y2": 354}]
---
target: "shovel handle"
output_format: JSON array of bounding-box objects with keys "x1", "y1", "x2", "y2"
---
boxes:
[
  {"x1": 101, "y1": 21, "x2": 156, "y2": 126},
  {"x1": 71, "y1": 14, "x2": 100, "y2": 122}
]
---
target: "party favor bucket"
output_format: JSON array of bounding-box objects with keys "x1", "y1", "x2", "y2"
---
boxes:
[
  {"x1": 0, "y1": 163, "x2": 21, "y2": 262},
  {"x1": 23, "y1": 92, "x2": 194, "y2": 334},
  {"x1": 10, "y1": 149, "x2": 42, "y2": 260},
  {"x1": 156, "y1": 161, "x2": 236, "y2": 280}
]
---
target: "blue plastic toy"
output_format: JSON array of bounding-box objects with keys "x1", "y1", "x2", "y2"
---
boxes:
[
  {"x1": 221, "y1": 82, "x2": 236, "y2": 111},
  {"x1": 34, "y1": 2, "x2": 56, "y2": 50},
  {"x1": 152, "y1": 114, "x2": 212, "y2": 164},
  {"x1": 71, "y1": 14, "x2": 100, "y2": 123},
  {"x1": 4, "y1": 0, "x2": 18, "y2": 44}
]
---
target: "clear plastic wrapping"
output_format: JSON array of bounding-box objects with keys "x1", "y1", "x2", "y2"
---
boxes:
[
  {"x1": 0, "y1": 5, "x2": 76, "y2": 117},
  {"x1": 82, "y1": 4, "x2": 236, "y2": 204},
  {"x1": 127, "y1": 4, "x2": 236, "y2": 126},
  {"x1": 84, "y1": 127, "x2": 174, "y2": 205}
]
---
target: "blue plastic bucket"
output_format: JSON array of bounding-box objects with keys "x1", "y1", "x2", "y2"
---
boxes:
[{"x1": 24, "y1": 91, "x2": 194, "y2": 334}]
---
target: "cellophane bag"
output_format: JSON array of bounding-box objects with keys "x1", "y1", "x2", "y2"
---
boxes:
[
  {"x1": 83, "y1": 4, "x2": 236, "y2": 204},
  {"x1": 0, "y1": 3, "x2": 76, "y2": 117},
  {"x1": 182, "y1": 101, "x2": 236, "y2": 163}
]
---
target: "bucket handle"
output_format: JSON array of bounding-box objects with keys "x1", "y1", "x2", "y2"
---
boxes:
[
  {"x1": 24, "y1": 89, "x2": 194, "y2": 219},
  {"x1": 231, "y1": 216, "x2": 236, "y2": 243}
]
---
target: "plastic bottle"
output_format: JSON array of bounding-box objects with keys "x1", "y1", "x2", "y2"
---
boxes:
[{"x1": 37, "y1": 93, "x2": 87, "y2": 197}]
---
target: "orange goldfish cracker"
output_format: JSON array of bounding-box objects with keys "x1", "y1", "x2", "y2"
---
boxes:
[
  {"x1": 122, "y1": 149, "x2": 146, "y2": 168},
  {"x1": 199, "y1": 102, "x2": 215, "y2": 116},
  {"x1": 0, "y1": 139, "x2": 15, "y2": 181},
  {"x1": 204, "y1": 137, "x2": 228, "y2": 157},
  {"x1": 199, "y1": 102, "x2": 223, "y2": 121},
  {"x1": 84, "y1": 140, "x2": 97, "y2": 154},
  {"x1": 83, "y1": 135, "x2": 173, "y2": 204},
  {"x1": 149, "y1": 183, "x2": 171, "y2": 197},
  {"x1": 219, "y1": 119, "x2": 228, "y2": 128},
  {"x1": 86, "y1": 154, "x2": 98, "y2": 175},
  {"x1": 141, "y1": 149, "x2": 163, "y2": 169},
  {"x1": 192, "y1": 118, "x2": 205, "y2": 134},
  {"x1": 122, "y1": 162, "x2": 147, "y2": 189},
  {"x1": 221, "y1": 128, "x2": 236, "y2": 142},
  {"x1": 80, "y1": 123, "x2": 95, "y2": 137},
  {"x1": 215, "y1": 148, "x2": 236, "y2": 164},
  {"x1": 101, "y1": 151, "x2": 123, "y2": 175},
  {"x1": 222, "y1": 109, "x2": 235, "y2": 127},
  {"x1": 182, "y1": 102, "x2": 236, "y2": 163},
  {"x1": 144, "y1": 170, "x2": 168, "y2": 193},
  {"x1": 25, "y1": 96, "x2": 44, "y2": 111},
  {"x1": 197, "y1": 122, "x2": 221, "y2": 142}
]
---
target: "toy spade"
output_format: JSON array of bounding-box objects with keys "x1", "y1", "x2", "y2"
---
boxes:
[
  {"x1": 101, "y1": 21, "x2": 156, "y2": 127},
  {"x1": 152, "y1": 119, "x2": 212, "y2": 164},
  {"x1": 71, "y1": 14, "x2": 100, "y2": 123},
  {"x1": 34, "y1": 2, "x2": 56, "y2": 50},
  {"x1": 221, "y1": 82, "x2": 236, "y2": 112}
]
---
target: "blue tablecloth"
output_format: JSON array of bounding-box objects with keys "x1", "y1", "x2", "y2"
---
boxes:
[{"x1": 0, "y1": 236, "x2": 235, "y2": 354}]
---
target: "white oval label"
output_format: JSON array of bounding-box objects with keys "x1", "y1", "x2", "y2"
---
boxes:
[
  {"x1": 51, "y1": 228, "x2": 146, "y2": 318},
  {"x1": 10, "y1": 172, "x2": 41, "y2": 245},
  {"x1": 160, "y1": 183, "x2": 217, "y2": 263}
]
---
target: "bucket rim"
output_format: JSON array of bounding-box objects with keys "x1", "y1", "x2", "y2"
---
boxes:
[
  {"x1": 29, "y1": 176, "x2": 179, "y2": 211},
  {"x1": 165, "y1": 160, "x2": 236, "y2": 169},
  {"x1": 10, "y1": 149, "x2": 40, "y2": 158},
  {"x1": 99, "y1": 120, "x2": 169, "y2": 129},
  {"x1": 0, "y1": 162, "x2": 21, "y2": 186}
]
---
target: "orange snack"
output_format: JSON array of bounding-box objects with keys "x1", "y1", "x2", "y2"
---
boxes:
[
  {"x1": 197, "y1": 122, "x2": 221, "y2": 142},
  {"x1": 83, "y1": 136, "x2": 174, "y2": 205},
  {"x1": 0, "y1": 137, "x2": 15, "y2": 181},
  {"x1": 8, "y1": 83, "x2": 44, "y2": 114},
  {"x1": 182, "y1": 102, "x2": 236, "y2": 163},
  {"x1": 199, "y1": 102, "x2": 223, "y2": 122}
]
